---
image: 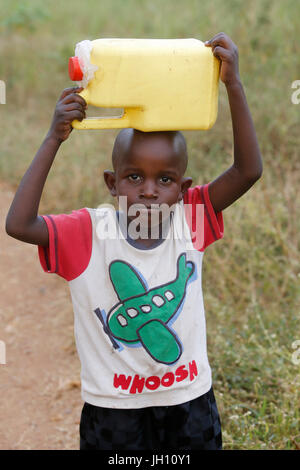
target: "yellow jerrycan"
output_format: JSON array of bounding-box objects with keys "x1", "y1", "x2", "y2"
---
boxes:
[{"x1": 68, "y1": 38, "x2": 220, "y2": 132}]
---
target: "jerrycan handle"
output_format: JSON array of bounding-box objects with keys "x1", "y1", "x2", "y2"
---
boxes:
[{"x1": 72, "y1": 111, "x2": 131, "y2": 130}]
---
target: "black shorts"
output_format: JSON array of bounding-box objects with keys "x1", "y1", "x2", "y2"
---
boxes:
[{"x1": 79, "y1": 387, "x2": 222, "y2": 450}]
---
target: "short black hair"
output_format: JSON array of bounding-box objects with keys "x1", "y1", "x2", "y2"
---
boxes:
[{"x1": 112, "y1": 128, "x2": 188, "y2": 174}]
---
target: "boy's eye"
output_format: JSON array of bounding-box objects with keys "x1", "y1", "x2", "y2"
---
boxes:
[
  {"x1": 160, "y1": 176, "x2": 172, "y2": 184},
  {"x1": 128, "y1": 174, "x2": 141, "y2": 182}
]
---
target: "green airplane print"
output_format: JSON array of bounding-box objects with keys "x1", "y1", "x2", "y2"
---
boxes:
[{"x1": 106, "y1": 253, "x2": 195, "y2": 364}]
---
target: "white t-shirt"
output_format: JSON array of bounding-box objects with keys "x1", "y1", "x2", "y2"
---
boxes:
[{"x1": 38, "y1": 183, "x2": 224, "y2": 408}]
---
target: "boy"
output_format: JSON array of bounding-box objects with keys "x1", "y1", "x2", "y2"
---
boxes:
[{"x1": 6, "y1": 33, "x2": 262, "y2": 450}]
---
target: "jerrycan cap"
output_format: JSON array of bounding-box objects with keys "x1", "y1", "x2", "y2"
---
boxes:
[{"x1": 68, "y1": 56, "x2": 83, "y2": 81}]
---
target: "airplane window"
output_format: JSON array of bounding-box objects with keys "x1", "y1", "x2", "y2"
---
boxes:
[
  {"x1": 140, "y1": 305, "x2": 152, "y2": 313},
  {"x1": 117, "y1": 314, "x2": 128, "y2": 326},
  {"x1": 164, "y1": 290, "x2": 175, "y2": 301},
  {"x1": 126, "y1": 307, "x2": 139, "y2": 318},
  {"x1": 152, "y1": 295, "x2": 165, "y2": 307}
]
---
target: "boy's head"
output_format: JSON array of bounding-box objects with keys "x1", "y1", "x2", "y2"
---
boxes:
[{"x1": 104, "y1": 129, "x2": 192, "y2": 215}]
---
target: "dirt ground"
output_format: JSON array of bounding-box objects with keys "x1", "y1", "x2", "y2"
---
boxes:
[{"x1": 0, "y1": 182, "x2": 83, "y2": 450}]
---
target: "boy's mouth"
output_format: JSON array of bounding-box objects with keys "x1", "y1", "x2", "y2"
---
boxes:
[
  {"x1": 127, "y1": 203, "x2": 161, "y2": 217},
  {"x1": 118, "y1": 200, "x2": 176, "y2": 227},
  {"x1": 139, "y1": 205, "x2": 160, "y2": 213},
  {"x1": 137, "y1": 205, "x2": 168, "y2": 220}
]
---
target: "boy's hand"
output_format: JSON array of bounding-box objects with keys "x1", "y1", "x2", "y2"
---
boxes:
[
  {"x1": 47, "y1": 87, "x2": 87, "y2": 143},
  {"x1": 205, "y1": 32, "x2": 240, "y2": 87}
]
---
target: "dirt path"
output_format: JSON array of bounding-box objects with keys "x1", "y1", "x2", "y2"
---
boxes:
[{"x1": 0, "y1": 182, "x2": 82, "y2": 449}]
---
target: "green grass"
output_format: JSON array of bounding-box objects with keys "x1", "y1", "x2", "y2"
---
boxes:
[{"x1": 0, "y1": 0, "x2": 299, "y2": 450}]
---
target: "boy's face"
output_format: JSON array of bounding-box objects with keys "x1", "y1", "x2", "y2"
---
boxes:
[{"x1": 104, "y1": 131, "x2": 192, "y2": 224}]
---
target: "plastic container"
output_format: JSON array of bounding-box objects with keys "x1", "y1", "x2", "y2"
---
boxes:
[{"x1": 68, "y1": 38, "x2": 220, "y2": 131}]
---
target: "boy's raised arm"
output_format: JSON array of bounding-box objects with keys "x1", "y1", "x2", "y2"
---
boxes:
[
  {"x1": 5, "y1": 87, "x2": 87, "y2": 246},
  {"x1": 204, "y1": 33, "x2": 263, "y2": 213}
]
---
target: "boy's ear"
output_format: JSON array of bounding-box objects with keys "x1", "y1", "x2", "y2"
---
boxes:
[
  {"x1": 103, "y1": 170, "x2": 117, "y2": 196},
  {"x1": 178, "y1": 177, "x2": 193, "y2": 201}
]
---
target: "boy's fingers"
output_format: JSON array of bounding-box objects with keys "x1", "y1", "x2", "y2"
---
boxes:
[
  {"x1": 206, "y1": 32, "x2": 229, "y2": 42},
  {"x1": 59, "y1": 87, "x2": 84, "y2": 100},
  {"x1": 205, "y1": 32, "x2": 233, "y2": 50},
  {"x1": 62, "y1": 93, "x2": 87, "y2": 108},
  {"x1": 204, "y1": 33, "x2": 222, "y2": 45},
  {"x1": 64, "y1": 103, "x2": 87, "y2": 115},
  {"x1": 64, "y1": 102, "x2": 84, "y2": 110},
  {"x1": 68, "y1": 110, "x2": 86, "y2": 121},
  {"x1": 211, "y1": 46, "x2": 231, "y2": 61}
]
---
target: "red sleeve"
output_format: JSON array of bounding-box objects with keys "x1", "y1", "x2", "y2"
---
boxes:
[
  {"x1": 183, "y1": 183, "x2": 224, "y2": 251},
  {"x1": 38, "y1": 208, "x2": 92, "y2": 281}
]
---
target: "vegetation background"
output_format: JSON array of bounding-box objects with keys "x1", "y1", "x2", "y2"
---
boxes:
[{"x1": 0, "y1": 0, "x2": 299, "y2": 449}]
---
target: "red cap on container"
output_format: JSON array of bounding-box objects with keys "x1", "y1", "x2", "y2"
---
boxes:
[{"x1": 68, "y1": 56, "x2": 83, "y2": 81}]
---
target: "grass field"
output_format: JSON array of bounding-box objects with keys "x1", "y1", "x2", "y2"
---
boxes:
[{"x1": 0, "y1": 0, "x2": 299, "y2": 449}]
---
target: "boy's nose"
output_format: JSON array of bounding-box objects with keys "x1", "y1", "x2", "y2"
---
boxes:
[{"x1": 139, "y1": 180, "x2": 158, "y2": 200}]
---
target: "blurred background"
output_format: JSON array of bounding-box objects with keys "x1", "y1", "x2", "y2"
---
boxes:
[{"x1": 0, "y1": 0, "x2": 299, "y2": 449}]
